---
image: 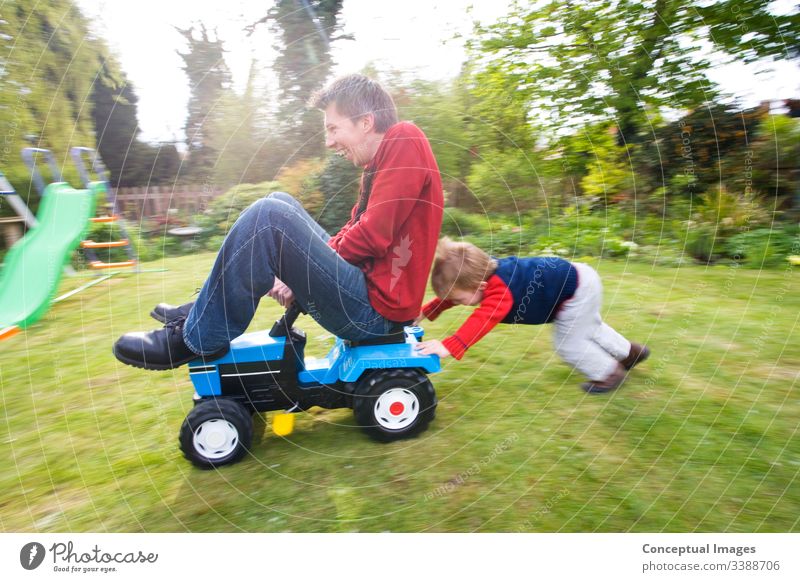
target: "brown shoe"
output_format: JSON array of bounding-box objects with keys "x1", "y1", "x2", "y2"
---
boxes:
[
  {"x1": 621, "y1": 342, "x2": 650, "y2": 370},
  {"x1": 582, "y1": 364, "x2": 627, "y2": 394}
]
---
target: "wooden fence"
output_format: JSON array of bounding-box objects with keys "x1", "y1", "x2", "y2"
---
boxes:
[{"x1": 112, "y1": 186, "x2": 224, "y2": 220}]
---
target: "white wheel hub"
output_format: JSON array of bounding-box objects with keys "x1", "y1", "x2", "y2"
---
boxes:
[
  {"x1": 374, "y1": 388, "x2": 419, "y2": 430},
  {"x1": 193, "y1": 418, "x2": 239, "y2": 460}
]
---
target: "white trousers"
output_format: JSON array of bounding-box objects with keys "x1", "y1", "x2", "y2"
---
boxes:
[{"x1": 552, "y1": 263, "x2": 631, "y2": 381}]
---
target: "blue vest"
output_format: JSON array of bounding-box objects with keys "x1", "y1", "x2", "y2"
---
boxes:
[{"x1": 494, "y1": 257, "x2": 578, "y2": 324}]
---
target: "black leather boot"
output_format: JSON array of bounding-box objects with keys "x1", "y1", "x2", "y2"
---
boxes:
[
  {"x1": 112, "y1": 319, "x2": 228, "y2": 370},
  {"x1": 150, "y1": 301, "x2": 195, "y2": 324}
]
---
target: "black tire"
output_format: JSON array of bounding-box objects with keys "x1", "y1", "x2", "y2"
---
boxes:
[
  {"x1": 352, "y1": 369, "x2": 437, "y2": 442},
  {"x1": 179, "y1": 399, "x2": 253, "y2": 469}
]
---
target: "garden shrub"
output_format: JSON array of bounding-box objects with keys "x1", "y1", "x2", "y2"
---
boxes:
[
  {"x1": 195, "y1": 181, "x2": 281, "y2": 241},
  {"x1": 275, "y1": 158, "x2": 326, "y2": 215},
  {"x1": 725, "y1": 228, "x2": 797, "y2": 268},
  {"x1": 440, "y1": 207, "x2": 492, "y2": 237},
  {"x1": 315, "y1": 154, "x2": 360, "y2": 234},
  {"x1": 684, "y1": 223, "x2": 719, "y2": 263}
]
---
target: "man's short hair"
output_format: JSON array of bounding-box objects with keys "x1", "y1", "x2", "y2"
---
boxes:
[
  {"x1": 309, "y1": 74, "x2": 398, "y2": 133},
  {"x1": 431, "y1": 237, "x2": 497, "y2": 298}
]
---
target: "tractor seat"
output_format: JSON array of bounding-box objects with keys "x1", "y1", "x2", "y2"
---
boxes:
[{"x1": 348, "y1": 322, "x2": 411, "y2": 347}]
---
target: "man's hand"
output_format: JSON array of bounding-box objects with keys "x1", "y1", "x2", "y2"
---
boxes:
[
  {"x1": 414, "y1": 339, "x2": 451, "y2": 358},
  {"x1": 267, "y1": 277, "x2": 295, "y2": 308},
  {"x1": 412, "y1": 311, "x2": 425, "y2": 326}
]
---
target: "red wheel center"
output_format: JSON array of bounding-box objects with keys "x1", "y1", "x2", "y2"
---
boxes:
[{"x1": 389, "y1": 401, "x2": 405, "y2": 416}]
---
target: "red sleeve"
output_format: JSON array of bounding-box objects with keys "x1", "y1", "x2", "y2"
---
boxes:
[
  {"x1": 422, "y1": 297, "x2": 455, "y2": 321},
  {"x1": 441, "y1": 276, "x2": 514, "y2": 360},
  {"x1": 333, "y1": 135, "x2": 429, "y2": 264}
]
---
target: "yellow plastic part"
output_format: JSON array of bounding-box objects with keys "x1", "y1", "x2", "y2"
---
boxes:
[
  {"x1": 81, "y1": 239, "x2": 129, "y2": 249},
  {"x1": 89, "y1": 260, "x2": 137, "y2": 269},
  {"x1": 272, "y1": 412, "x2": 295, "y2": 436}
]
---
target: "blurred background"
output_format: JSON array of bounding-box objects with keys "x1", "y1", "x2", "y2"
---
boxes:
[{"x1": 1, "y1": 0, "x2": 798, "y2": 264}]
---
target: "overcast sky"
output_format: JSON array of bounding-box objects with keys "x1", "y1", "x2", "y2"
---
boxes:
[{"x1": 74, "y1": 0, "x2": 800, "y2": 144}]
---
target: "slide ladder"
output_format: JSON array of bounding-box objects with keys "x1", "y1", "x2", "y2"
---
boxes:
[{"x1": 71, "y1": 147, "x2": 138, "y2": 270}]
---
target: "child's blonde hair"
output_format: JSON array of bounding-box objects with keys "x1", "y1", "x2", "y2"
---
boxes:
[{"x1": 431, "y1": 237, "x2": 497, "y2": 298}]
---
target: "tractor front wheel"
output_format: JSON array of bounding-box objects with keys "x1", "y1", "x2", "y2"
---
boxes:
[{"x1": 179, "y1": 399, "x2": 253, "y2": 469}]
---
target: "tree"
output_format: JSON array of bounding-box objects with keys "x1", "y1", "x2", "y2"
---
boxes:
[
  {"x1": 460, "y1": 64, "x2": 553, "y2": 212},
  {"x1": 654, "y1": 102, "x2": 769, "y2": 199},
  {"x1": 472, "y1": 0, "x2": 800, "y2": 145},
  {"x1": 176, "y1": 24, "x2": 233, "y2": 182},
  {"x1": 92, "y1": 53, "x2": 181, "y2": 187},
  {"x1": 0, "y1": 0, "x2": 104, "y2": 199},
  {"x1": 391, "y1": 77, "x2": 473, "y2": 205},
  {"x1": 206, "y1": 60, "x2": 271, "y2": 186},
  {"x1": 748, "y1": 114, "x2": 800, "y2": 207},
  {"x1": 252, "y1": 0, "x2": 346, "y2": 161}
]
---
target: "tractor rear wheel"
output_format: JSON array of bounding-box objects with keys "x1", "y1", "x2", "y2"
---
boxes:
[{"x1": 353, "y1": 369, "x2": 436, "y2": 442}]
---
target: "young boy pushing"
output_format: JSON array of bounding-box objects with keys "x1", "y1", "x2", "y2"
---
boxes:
[{"x1": 414, "y1": 238, "x2": 650, "y2": 393}]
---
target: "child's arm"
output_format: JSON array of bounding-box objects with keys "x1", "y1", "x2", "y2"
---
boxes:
[
  {"x1": 421, "y1": 297, "x2": 455, "y2": 321},
  {"x1": 413, "y1": 296, "x2": 456, "y2": 326},
  {"x1": 415, "y1": 276, "x2": 514, "y2": 360}
]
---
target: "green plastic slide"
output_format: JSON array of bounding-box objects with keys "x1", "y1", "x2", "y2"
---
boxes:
[{"x1": 0, "y1": 182, "x2": 98, "y2": 331}]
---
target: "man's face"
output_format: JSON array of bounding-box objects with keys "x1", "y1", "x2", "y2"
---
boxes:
[{"x1": 323, "y1": 103, "x2": 373, "y2": 167}]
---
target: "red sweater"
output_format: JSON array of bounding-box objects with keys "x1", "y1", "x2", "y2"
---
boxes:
[
  {"x1": 422, "y1": 275, "x2": 514, "y2": 360},
  {"x1": 328, "y1": 122, "x2": 443, "y2": 322}
]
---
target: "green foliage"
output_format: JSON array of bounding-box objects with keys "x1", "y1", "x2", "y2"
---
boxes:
[
  {"x1": 394, "y1": 78, "x2": 473, "y2": 202},
  {"x1": 683, "y1": 223, "x2": 718, "y2": 263},
  {"x1": 525, "y1": 206, "x2": 635, "y2": 258},
  {"x1": 472, "y1": 0, "x2": 798, "y2": 143},
  {"x1": 468, "y1": 228, "x2": 530, "y2": 257},
  {"x1": 466, "y1": 148, "x2": 547, "y2": 213},
  {"x1": 274, "y1": 158, "x2": 326, "y2": 215},
  {"x1": 750, "y1": 115, "x2": 800, "y2": 203},
  {"x1": 190, "y1": 154, "x2": 356, "y2": 249},
  {"x1": 579, "y1": 133, "x2": 634, "y2": 204},
  {"x1": 315, "y1": 154, "x2": 359, "y2": 233},
  {"x1": 655, "y1": 103, "x2": 769, "y2": 200},
  {"x1": 0, "y1": 0, "x2": 109, "y2": 201},
  {"x1": 195, "y1": 181, "x2": 280, "y2": 245},
  {"x1": 436, "y1": 191, "x2": 789, "y2": 268},
  {"x1": 440, "y1": 208, "x2": 491, "y2": 238},
  {"x1": 692, "y1": 186, "x2": 772, "y2": 235},
  {"x1": 726, "y1": 228, "x2": 798, "y2": 268},
  {"x1": 0, "y1": 1, "x2": 179, "y2": 199},
  {"x1": 465, "y1": 63, "x2": 537, "y2": 152}
]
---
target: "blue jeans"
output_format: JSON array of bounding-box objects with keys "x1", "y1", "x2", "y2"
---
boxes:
[{"x1": 183, "y1": 192, "x2": 397, "y2": 355}]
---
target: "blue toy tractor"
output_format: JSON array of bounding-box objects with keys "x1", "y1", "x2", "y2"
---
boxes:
[{"x1": 180, "y1": 304, "x2": 441, "y2": 468}]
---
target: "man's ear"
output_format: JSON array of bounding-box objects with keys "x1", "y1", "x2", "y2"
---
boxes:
[
  {"x1": 358, "y1": 113, "x2": 375, "y2": 133},
  {"x1": 478, "y1": 281, "x2": 488, "y2": 292}
]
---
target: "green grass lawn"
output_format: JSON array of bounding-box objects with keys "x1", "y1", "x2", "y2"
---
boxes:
[{"x1": 1, "y1": 253, "x2": 798, "y2": 532}]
